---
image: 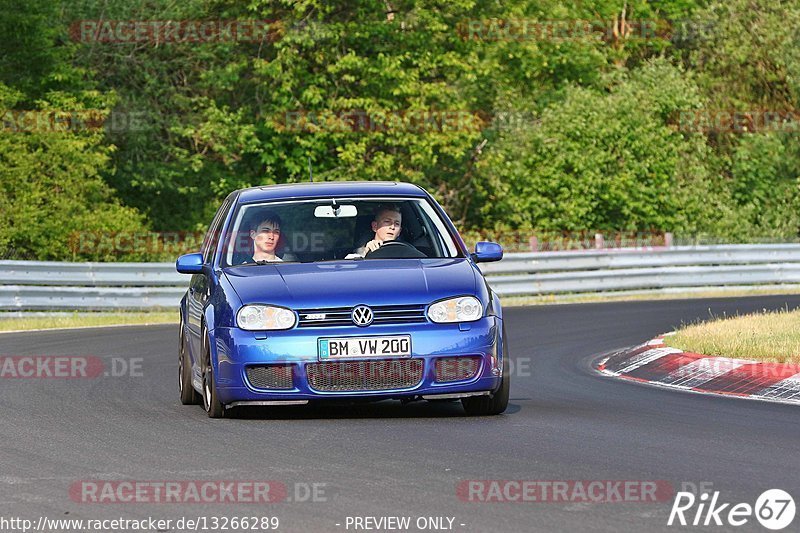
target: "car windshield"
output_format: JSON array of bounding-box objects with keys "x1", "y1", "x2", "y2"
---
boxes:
[{"x1": 220, "y1": 197, "x2": 462, "y2": 266}]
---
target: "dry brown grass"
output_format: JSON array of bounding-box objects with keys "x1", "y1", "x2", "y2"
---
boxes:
[{"x1": 664, "y1": 307, "x2": 800, "y2": 363}]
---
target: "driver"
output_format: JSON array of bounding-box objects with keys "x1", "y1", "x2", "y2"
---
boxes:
[
  {"x1": 247, "y1": 211, "x2": 284, "y2": 263},
  {"x1": 354, "y1": 204, "x2": 402, "y2": 257}
]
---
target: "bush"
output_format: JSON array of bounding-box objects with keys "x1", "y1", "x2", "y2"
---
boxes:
[
  {"x1": 0, "y1": 84, "x2": 150, "y2": 261},
  {"x1": 474, "y1": 59, "x2": 743, "y2": 235}
]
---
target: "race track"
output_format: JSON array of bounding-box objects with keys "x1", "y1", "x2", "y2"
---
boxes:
[{"x1": 2, "y1": 295, "x2": 799, "y2": 533}]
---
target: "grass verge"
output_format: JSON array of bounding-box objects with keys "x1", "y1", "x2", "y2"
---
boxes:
[
  {"x1": 0, "y1": 311, "x2": 177, "y2": 332},
  {"x1": 664, "y1": 307, "x2": 800, "y2": 364}
]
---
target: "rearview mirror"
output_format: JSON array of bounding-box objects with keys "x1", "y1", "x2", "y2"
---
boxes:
[{"x1": 314, "y1": 205, "x2": 358, "y2": 218}]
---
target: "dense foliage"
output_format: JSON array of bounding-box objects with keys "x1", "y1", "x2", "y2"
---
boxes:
[{"x1": 2, "y1": 0, "x2": 800, "y2": 260}]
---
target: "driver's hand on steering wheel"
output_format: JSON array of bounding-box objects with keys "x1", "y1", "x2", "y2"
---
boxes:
[{"x1": 364, "y1": 239, "x2": 385, "y2": 254}]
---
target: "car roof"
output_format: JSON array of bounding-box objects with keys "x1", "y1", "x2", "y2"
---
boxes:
[{"x1": 236, "y1": 181, "x2": 428, "y2": 204}]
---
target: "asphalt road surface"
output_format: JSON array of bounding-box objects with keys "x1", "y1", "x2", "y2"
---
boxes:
[{"x1": 2, "y1": 295, "x2": 799, "y2": 533}]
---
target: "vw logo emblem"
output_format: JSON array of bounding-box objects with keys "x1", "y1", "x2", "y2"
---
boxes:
[{"x1": 351, "y1": 305, "x2": 373, "y2": 327}]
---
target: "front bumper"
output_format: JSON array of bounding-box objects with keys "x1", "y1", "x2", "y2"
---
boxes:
[{"x1": 209, "y1": 317, "x2": 504, "y2": 405}]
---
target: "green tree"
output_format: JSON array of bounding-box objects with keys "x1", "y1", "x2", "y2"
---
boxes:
[
  {"x1": 689, "y1": 0, "x2": 800, "y2": 109},
  {"x1": 474, "y1": 59, "x2": 738, "y2": 235},
  {"x1": 0, "y1": 0, "x2": 149, "y2": 261},
  {"x1": 0, "y1": 84, "x2": 147, "y2": 260}
]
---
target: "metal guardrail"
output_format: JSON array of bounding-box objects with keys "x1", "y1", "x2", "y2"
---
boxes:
[
  {"x1": 478, "y1": 244, "x2": 800, "y2": 296},
  {"x1": 0, "y1": 261, "x2": 187, "y2": 310},
  {"x1": 2, "y1": 244, "x2": 800, "y2": 309},
  {"x1": 0, "y1": 262, "x2": 184, "y2": 286}
]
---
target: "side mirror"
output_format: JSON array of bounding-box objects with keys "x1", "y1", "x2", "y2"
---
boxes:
[
  {"x1": 176, "y1": 252, "x2": 204, "y2": 274},
  {"x1": 472, "y1": 241, "x2": 503, "y2": 263}
]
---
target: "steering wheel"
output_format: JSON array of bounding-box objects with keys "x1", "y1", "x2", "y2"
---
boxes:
[{"x1": 365, "y1": 240, "x2": 426, "y2": 259}]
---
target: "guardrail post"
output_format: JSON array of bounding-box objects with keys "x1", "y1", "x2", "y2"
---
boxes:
[
  {"x1": 594, "y1": 233, "x2": 604, "y2": 249},
  {"x1": 665, "y1": 232, "x2": 673, "y2": 248},
  {"x1": 528, "y1": 236, "x2": 538, "y2": 252}
]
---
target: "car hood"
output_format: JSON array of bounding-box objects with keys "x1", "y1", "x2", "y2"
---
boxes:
[{"x1": 223, "y1": 259, "x2": 478, "y2": 308}]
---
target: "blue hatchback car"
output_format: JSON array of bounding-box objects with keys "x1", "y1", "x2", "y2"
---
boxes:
[{"x1": 176, "y1": 181, "x2": 508, "y2": 417}]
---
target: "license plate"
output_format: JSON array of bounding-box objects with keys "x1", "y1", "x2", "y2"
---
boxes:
[{"x1": 318, "y1": 335, "x2": 411, "y2": 359}]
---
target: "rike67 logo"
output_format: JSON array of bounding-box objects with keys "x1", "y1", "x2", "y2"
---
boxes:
[{"x1": 668, "y1": 489, "x2": 795, "y2": 530}]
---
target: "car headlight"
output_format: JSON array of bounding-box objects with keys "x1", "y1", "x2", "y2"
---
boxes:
[
  {"x1": 237, "y1": 305, "x2": 296, "y2": 330},
  {"x1": 427, "y1": 296, "x2": 483, "y2": 323}
]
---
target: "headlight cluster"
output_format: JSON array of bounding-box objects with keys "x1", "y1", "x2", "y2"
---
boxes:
[
  {"x1": 427, "y1": 296, "x2": 483, "y2": 323},
  {"x1": 239, "y1": 297, "x2": 483, "y2": 329},
  {"x1": 237, "y1": 305, "x2": 296, "y2": 330}
]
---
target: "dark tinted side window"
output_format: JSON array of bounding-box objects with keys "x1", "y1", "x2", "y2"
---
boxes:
[{"x1": 201, "y1": 195, "x2": 235, "y2": 263}]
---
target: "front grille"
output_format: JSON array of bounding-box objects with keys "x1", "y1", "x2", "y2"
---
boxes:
[
  {"x1": 246, "y1": 365, "x2": 294, "y2": 390},
  {"x1": 435, "y1": 356, "x2": 482, "y2": 383},
  {"x1": 306, "y1": 359, "x2": 424, "y2": 391},
  {"x1": 297, "y1": 304, "x2": 427, "y2": 328}
]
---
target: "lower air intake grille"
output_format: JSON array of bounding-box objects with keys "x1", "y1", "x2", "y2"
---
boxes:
[
  {"x1": 246, "y1": 365, "x2": 294, "y2": 390},
  {"x1": 435, "y1": 356, "x2": 482, "y2": 383},
  {"x1": 306, "y1": 359, "x2": 424, "y2": 391}
]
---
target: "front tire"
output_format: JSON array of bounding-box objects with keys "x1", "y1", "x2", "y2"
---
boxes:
[
  {"x1": 201, "y1": 331, "x2": 225, "y2": 418},
  {"x1": 462, "y1": 336, "x2": 510, "y2": 416}
]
